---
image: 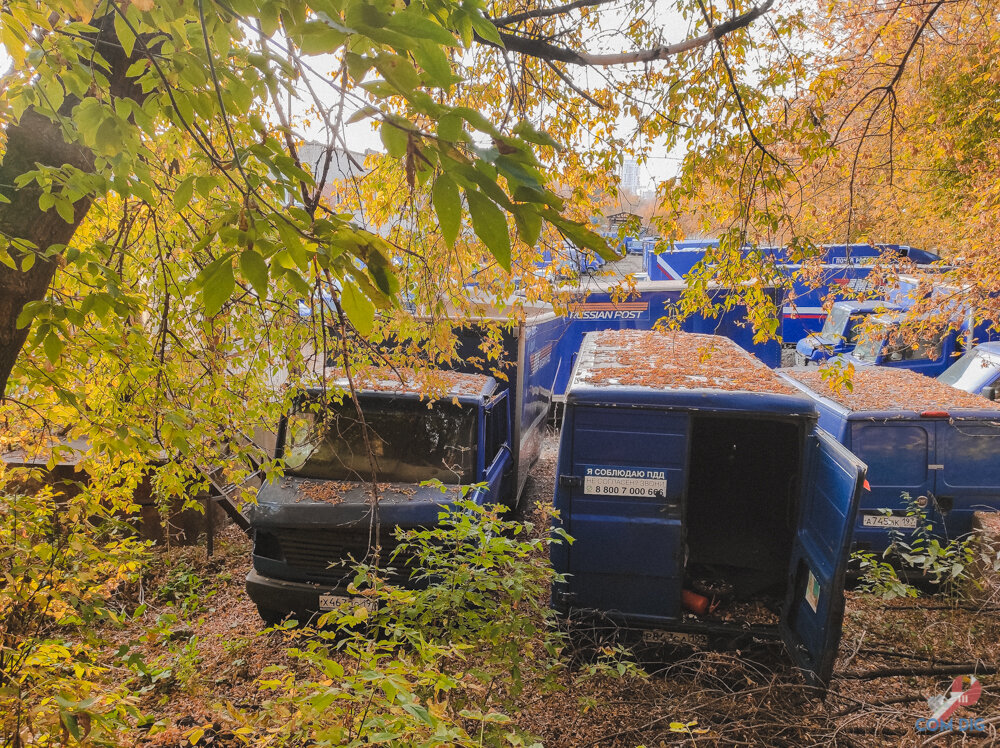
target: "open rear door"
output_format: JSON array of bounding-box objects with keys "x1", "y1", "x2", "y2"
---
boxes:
[{"x1": 781, "y1": 429, "x2": 867, "y2": 689}]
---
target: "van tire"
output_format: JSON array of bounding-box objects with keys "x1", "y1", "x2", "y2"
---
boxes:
[{"x1": 257, "y1": 606, "x2": 286, "y2": 627}]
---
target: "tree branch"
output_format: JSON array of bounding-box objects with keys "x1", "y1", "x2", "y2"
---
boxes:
[
  {"x1": 493, "y1": 0, "x2": 611, "y2": 27},
  {"x1": 487, "y1": 0, "x2": 774, "y2": 66}
]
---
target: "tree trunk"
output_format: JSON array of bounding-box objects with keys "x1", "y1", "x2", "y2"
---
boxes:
[
  {"x1": 0, "y1": 13, "x2": 141, "y2": 397},
  {"x1": 0, "y1": 109, "x2": 95, "y2": 396}
]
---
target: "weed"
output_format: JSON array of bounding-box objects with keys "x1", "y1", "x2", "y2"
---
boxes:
[{"x1": 854, "y1": 494, "x2": 992, "y2": 599}]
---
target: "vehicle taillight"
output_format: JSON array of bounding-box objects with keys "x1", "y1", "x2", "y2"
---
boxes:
[{"x1": 920, "y1": 410, "x2": 949, "y2": 418}]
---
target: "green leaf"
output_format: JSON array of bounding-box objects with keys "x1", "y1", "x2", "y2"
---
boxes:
[
  {"x1": 469, "y1": 11, "x2": 503, "y2": 46},
  {"x1": 412, "y1": 41, "x2": 453, "y2": 89},
  {"x1": 386, "y1": 12, "x2": 457, "y2": 46},
  {"x1": 513, "y1": 119, "x2": 562, "y2": 150},
  {"x1": 544, "y1": 209, "x2": 618, "y2": 260},
  {"x1": 60, "y1": 712, "x2": 81, "y2": 742},
  {"x1": 202, "y1": 256, "x2": 235, "y2": 316},
  {"x1": 55, "y1": 199, "x2": 75, "y2": 224},
  {"x1": 113, "y1": 11, "x2": 136, "y2": 58},
  {"x1": 341, "y1": 281, "x2": 375, "y2": 335},
  {"x1": 239, "y1": 248, "x2": 269, "y2": 297},
  {"x1": 452, "y1": 106, "x2": 499, "y2": 137},
  {"x1": 466, "y1": 190, "x2": 511, "y2": 271},
  {"x1": 173, "y1": 175, "x2": 195, "y2": 210},
  {"x1": 346, "y1": 105, "x2": 380, "y2": 124},
  {"x1": 380, "y1": 119, "x2": 409, "y2": 159},
  {"x1": 437, "y1": 113, "x2": 463, "y2": 142},
  {"x1": 512, "y1": 205, "x2": 542, "y2": 247},
  {"x1": 432, "y1": 175, "x2": 461, "y2": 246},
  {"x1": 43, "y1": 331, "x2": 63, "y2": 364},
  {"x1": 297, "y1": 20, "x2": 347, "y2": 55}
]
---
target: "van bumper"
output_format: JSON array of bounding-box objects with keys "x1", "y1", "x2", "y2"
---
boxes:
[{"x1": 245, "y1": 569, "x2": 351, "y2": 619}]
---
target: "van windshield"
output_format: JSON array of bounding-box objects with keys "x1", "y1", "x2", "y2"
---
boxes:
[
  {"x1": 820, "y1": 306, "x2": 850, "y2": 339},
  {"x1": 283, "y1": 397, "x2": 478, "y2": 484},
  {"x1": 852, "y1": 322, "x2": 889, "y2": 362},
  {"x1": 939, "y1": 349, "x2": 1000, "y2": 391}
]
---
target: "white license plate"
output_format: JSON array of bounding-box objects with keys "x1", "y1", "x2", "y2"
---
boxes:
[
  {"x1": 319, "y1": 593, "x2": 376, "y2": 611},
  {"x1": 862, "y1": 514, "x2": 918, "y2": 529}
]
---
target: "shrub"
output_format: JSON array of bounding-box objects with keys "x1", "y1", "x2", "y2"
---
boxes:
[
  {"x1": 235, "y1": 502, "x2": 567, "y2": 747},
  {"x1": 0, "y1": 471, "x2": 149, "y2": 746}
]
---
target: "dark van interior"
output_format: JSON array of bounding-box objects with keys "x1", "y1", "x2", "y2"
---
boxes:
[{"x1": 685, "y1": 416, "x2": 804, "y2": 600}]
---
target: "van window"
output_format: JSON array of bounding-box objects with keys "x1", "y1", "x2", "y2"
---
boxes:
[
  {"x1": 284, "y1": 397, "x2": 478, "y2": 484},
  {"x1": 853, "y1": 423, "x2": 929, "y2": 487},
  {"x1": 884, "y1": 328, "x2": 945, "y2": 362}
]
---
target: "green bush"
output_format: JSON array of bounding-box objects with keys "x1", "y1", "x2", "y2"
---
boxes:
[
  {"x1": 854, "y1": 493, "x2": 987, "y2": 599},
  {"x1": 236, "y1": 502, "x2": 567, "y2": 747},
  {"x1": 0, "y1": 472, "x2": 150, "y2": 746}
]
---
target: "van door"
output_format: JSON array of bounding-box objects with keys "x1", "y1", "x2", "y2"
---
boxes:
[
  {"x1": 560, "y1": 405, "x2": 687, "y2": 622},
  {"x1": 482, "y1": 391, "x2": 512, "y2": 505},
  {"x1": 849, "y1": 420, "x2": 934, "y2": 551},
  {"x1": 781, "y1": 429, "x2": 866, "y2": 688},
  {"x1": 933, "y1": 418, "x2": 1000, "y2": 537}
]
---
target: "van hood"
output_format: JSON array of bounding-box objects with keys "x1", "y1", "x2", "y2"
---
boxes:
[
  {"x1": 249, "y1": 477, "x2": 465, "y2": 527},
  {"x1": 796, "y1": 334, "x2": 835, "y2": 355}
]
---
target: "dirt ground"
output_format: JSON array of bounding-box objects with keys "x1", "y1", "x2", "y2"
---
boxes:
[{"x1": 119, "y1": 430, "x2": 1000, "y2": 747}]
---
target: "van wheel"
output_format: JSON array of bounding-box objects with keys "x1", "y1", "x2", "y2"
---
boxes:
[{"x1": 257, "y1": 606, "x2": 285, "y2": 626}]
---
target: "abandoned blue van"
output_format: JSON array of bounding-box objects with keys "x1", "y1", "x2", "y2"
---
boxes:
[
  {"x1": 794, "y1": 300, "x2": 904, "y2": 365},
  {"x1": 551, "y1": 330, "x2": 867, "y2": 687},
  {"x1": 780, "y1": 366, "x2": 1000, "y2": 553}
]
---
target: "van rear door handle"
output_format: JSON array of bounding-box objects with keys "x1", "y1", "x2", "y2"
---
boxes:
[{"x1": 559, "y1": 474, "x2": 583, "y2": 489}]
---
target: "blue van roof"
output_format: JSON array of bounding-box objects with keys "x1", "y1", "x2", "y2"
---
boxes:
[
  {"x1": 780, "y1": 366, "x2": 1000, "y2": 417},
  {"x1": 568, "y1": 330, "x2": 816, "y2": 416}
]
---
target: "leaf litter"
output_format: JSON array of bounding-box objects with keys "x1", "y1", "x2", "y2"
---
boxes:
[{"x1": 68, "y1": 434, "x2": 1000, "y2": 747}]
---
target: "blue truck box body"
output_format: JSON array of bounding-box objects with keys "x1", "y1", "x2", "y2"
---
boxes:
[
  {"x1": 552, "y1": 330, "x2": 867, "y2": 686},
  {"x1": 642, "y1": 242, "x2": 940, "y2": 343},
  {"x1": 779, "y1": 366, "x2": 1000, "y2": 553},
  {"x1": 551, "y1": 279, "x2": 784, "y2": 400},
  {"x1": 246, "y1": 309, "x2": 567, "y2": 619}
]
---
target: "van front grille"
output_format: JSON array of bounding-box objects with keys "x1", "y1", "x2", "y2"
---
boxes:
[{"x1": 270, "y1": 527, "x2": 409, "y2": 581}]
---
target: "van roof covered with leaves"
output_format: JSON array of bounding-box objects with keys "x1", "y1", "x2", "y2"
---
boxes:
[
  {"x1": 322, "y1": 366, "x2": 495, "y2": 398},
  {"x1": 782, "y1": 366, "x2": 1000, "y2": 413},
  {"x1": 571, "y1": 330, "x2": 796, "y2": 394}
]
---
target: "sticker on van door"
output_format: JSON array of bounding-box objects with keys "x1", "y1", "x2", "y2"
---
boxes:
[{"x1": 582, "y1": 465, "x2": 667, "y2": 497}]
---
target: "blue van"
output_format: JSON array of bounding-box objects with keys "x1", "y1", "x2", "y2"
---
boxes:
[
  {"x1": 551, "y1": 330, "x2": 866, "y2": 686},
  {"x1": 794, "y1": 300, "x2": 904, "y2": 365},
  {"x1": 833, "y1": 312, "x2": 971, "y2": 377},
  {"x1": 938, "y1": 343, "x2": 1000, "y2": 398},
  {"x1": 780, "y1": 366, "x2": 1000, "y2": 554},
  {"x1": 246, "y1": 310, "x2": 567, "y2": 621}
]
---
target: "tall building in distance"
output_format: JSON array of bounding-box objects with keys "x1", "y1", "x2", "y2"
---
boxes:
[{"x1": 620, "y1": 158, "x2": 641, "y2": 193}]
